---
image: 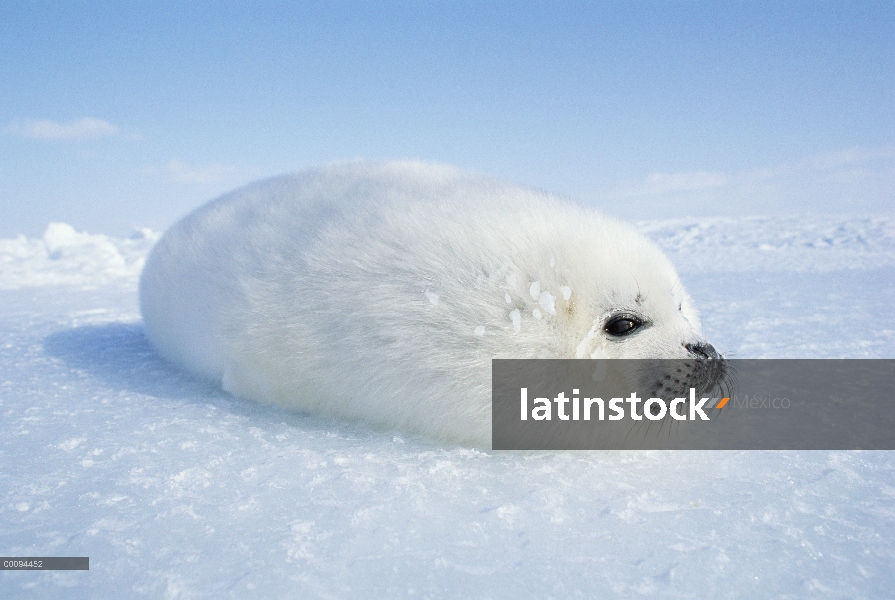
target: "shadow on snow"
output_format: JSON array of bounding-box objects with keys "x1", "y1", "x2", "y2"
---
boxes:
[{"x1": 41, "y1": 322, "x2": 392, "y2": 440}]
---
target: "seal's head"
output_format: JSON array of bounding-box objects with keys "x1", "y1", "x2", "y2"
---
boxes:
[{"x1": 563, "y1": 230, "x2": 726, "y2": 399}]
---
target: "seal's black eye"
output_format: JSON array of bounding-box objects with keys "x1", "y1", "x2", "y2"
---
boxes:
[{"x1": 604, "y1": 315, "x2": 643, "y2": 337}]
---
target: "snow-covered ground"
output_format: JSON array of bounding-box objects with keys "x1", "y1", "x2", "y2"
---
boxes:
[{"x1": 1, "y1": 217, "x2": 894, "y2": 598}]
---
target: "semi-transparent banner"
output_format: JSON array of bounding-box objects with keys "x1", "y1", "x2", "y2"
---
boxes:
[{"x1": 492, "y1": 359, "x2": 895, "y2": 450}]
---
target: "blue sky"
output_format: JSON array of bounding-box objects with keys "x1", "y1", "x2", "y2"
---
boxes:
[{"x1": 1, "y1": 1, "x2": 892, "y2": 237}]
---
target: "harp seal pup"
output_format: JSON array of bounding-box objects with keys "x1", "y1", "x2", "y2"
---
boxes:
[{"x1": 140, "y1": 161, "x2": 719, "y2": 446}]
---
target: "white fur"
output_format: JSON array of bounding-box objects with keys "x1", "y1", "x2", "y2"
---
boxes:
[{"x1": 140, "y1": 161, "x2": 708, "y2": 446}]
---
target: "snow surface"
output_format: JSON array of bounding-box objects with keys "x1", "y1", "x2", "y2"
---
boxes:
[{"x1": 1, "y1": 218, "x2": 894, "y2": 598}]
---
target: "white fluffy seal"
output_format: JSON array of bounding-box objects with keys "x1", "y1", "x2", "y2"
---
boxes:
[{"x1": 140, "y1": 161, "x2": 718, "y2": 446}]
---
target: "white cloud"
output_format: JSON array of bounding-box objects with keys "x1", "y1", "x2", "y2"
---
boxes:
[
  {"x1": 166, "y1": 159, "x2": 260, "y2": 185},
  {"x1": 4, "y1": 117, "x2": 119, "y2": 140},
  {"x1": 616, "y1": 170, "x2": 730, "y2": 197},
  {"x1": 598, "y1": 146, "x2": 895, "y2": 217}
]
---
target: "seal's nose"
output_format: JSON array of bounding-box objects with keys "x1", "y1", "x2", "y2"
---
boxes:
[{"x1": 685, "y1": 341, "x2": 720, "y2": 360}]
